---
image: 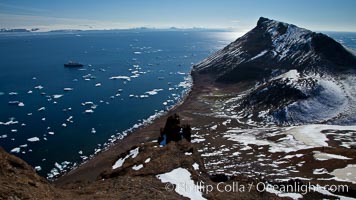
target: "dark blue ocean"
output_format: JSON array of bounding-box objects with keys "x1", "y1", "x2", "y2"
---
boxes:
[{"x1": 0, "y1": 29, "x2": 236, "y2": 178}]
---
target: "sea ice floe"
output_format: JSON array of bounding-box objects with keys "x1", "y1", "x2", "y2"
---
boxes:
[
  {"x1": 91, "y1": 128, "x2": 96, "y2": 134},
  {"x1": 145, "y1": 89, "x2": 163, "y2": 95},
  {"x1": 34, "y1": 85, "x2": 43, "y2": 90},
  {"x1": 53, "y1": 94, "x2": 63, "y2": 99},
  {"x1": 178, "y1": 77, "x2": 192, "y2": 89},
  {"x1": 0, "y1": 134, "x2": 7, "y2": 139},
  {"x1": 109, "y1": 76, "x2": 131, "y2": 81},
  {"x1": 0, "y1": 118, "x2": 18, "y2": 126},
  {"x1": 47, "y1": 161, "x2": 72, "y2": 179},
  {"x1": 82, "y1": 74, "x2": 95, "y2": 80},
  {"x1": 27, "y1": 137, "x2": 40, "y2": 142},
  {"x1": 18, "y1": 102, "x2": 25, "y2": 107},
  {"x1": 82, "y1": 101, "x2": 94, "y2": 106},
  {"x1": 10, "y1": 147, "x2": 20, "y2": 153},
  {"x1": 47, "y1": 168, "x2": 59, "y2": 179},
  {"x1": 8, "y1": 101, "x2": 20, "y2": 105},
  {"x1": 66, "y1": 116, "x2": 73, "y2": 123},
  {"x1": 85, "y1": 109, "x2": 94, "y2": 114},
  {"x1": 138, "y1": 95, "x2": 148, "y2": 98},
  {"x1": 38, "y1": 107, "x2": 46, "y2": 111},
  {"x1": 63, "y1": 88, "x2": 73, "y2": 91},
  {"x1": 35, "y1": 166, "x2": 42, "y2": 171}
]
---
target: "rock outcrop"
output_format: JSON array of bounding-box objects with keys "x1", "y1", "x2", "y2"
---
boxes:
[
  {"x1": 0, "y1": 147, "x2": 60, "y2": 199},
  {"x1": 158, "y1": 114, "x2": 192, "y2": 145}
]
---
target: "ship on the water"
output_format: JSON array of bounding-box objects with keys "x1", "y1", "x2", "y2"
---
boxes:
[{"x1": 64, "y1": 61, "x2": 84, "y2": 67}]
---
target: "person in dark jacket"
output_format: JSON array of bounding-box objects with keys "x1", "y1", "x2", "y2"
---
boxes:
[{"x1": 158, "y1": 114, "x2": 192, "y2": 145}]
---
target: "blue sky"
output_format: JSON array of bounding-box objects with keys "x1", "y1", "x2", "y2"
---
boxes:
[{"x1": 0, "y1": 0, "x2": 355, "y2": 32}]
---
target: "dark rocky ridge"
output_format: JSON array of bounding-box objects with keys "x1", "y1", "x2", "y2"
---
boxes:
[{"x1": 193, "y1": 17, "x2": 356, "y2": 83}]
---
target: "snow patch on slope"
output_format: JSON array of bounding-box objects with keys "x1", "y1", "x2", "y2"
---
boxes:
[
  {"x1": 156, "y1": 168, "x2": 206, "y2": 200},
  {"x1": 224, "y1": 124, "x2": 356, "y2": 153},
  {"x1": 330, "y1": 164, "x2": 356, "y2": 184},
  {"x1": 112, "y1": 147, "x2": 139, "y2": 169}
]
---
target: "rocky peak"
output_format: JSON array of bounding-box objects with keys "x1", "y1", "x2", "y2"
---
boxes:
[
  {"x1": 193, "y1": 17, "x2": 356, "y2": 83},
  {"x1": 256, "y1": 16, "x2": 270, "y2": 26},
  {"x1": 256, "y1": 16, "x2": 290, "y2": 36}
]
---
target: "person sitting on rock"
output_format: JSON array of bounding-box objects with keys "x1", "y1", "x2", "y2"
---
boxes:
[{"x1": 158, "y1": 114, "x2": 192, "y2": 145}]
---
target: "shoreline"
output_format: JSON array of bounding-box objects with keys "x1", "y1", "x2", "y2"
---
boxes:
[{"x1": 54, "y1": 73, "x2": 200, "y2": 185}]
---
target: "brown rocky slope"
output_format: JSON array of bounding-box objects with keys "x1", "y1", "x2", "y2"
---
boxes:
[{"x1": 0, "y1": 139, "x2": 281, "y2": 199}]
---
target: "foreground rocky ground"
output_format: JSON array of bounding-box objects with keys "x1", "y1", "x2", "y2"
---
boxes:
[{"x1": 1, "y1": 139, "x2": 279, "y2": 199}]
